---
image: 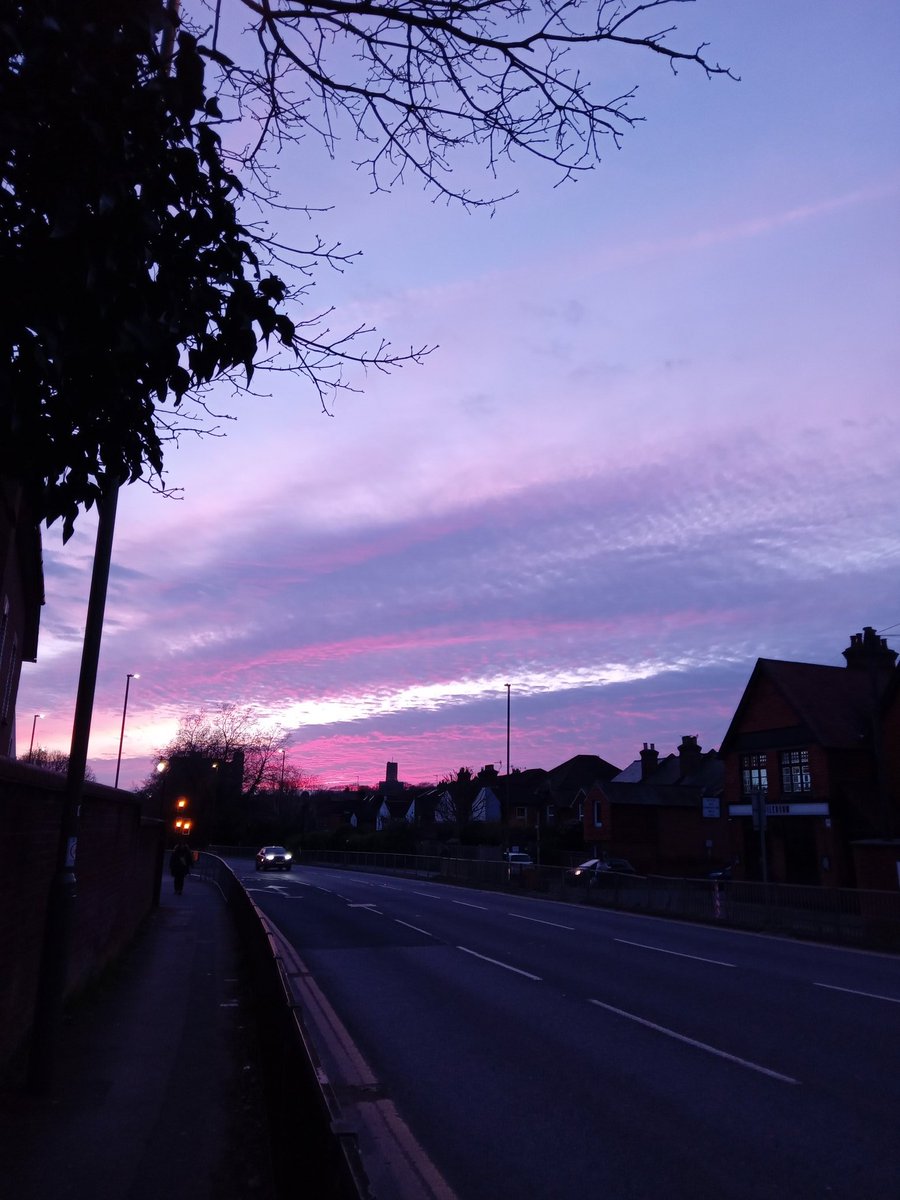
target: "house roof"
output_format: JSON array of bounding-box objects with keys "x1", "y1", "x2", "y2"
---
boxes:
[
  {"x1": 613, "y1": 749, "x2": 722, "y2": 791},
  {"x1": 542, "y1": 754, "x2": 620, "y2": 791},
  {"x1": 720, "y1": 657, "x2": 887, "y2": 754},
  {"x1": 597, "y1": 780, "x2": 707, "y2": 809}
]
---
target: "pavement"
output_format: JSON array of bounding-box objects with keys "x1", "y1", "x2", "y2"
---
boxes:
[{"x1": 0, "y1": 870, "x2": 275, "y2": 1200}]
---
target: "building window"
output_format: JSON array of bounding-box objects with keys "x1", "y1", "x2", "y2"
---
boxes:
[
  {"x1": 741, "y1": 754, "x2": 768, "y2": 795},
  {"x1": 781, "y1": 749, "x2": 811, "y2": 793},
  {"x1": 515, "y1": 806, "x2": 527, "y2": 820},
  {"x1": 545, "y1": 805, "x2": 555, "y2": 824},
  {"x1": 593, "y1": 799, "x2": 602, "y2": 826}
]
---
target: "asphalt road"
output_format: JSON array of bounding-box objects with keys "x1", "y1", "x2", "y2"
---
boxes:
[{"x1": 229, "y1": 859, "x2": 900, "y2": 1200}]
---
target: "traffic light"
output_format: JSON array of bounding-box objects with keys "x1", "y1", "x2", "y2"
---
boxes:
[{"x1": 173, "y1": 795, "x2": 190, "y2": 834}]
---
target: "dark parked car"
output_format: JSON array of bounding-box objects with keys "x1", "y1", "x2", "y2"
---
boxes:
[
  {"x1": 256, "y1": 845, "x2": 293, "y2": 871},
  {"x1": 566, "y1": 856, "x2": 636, "y2": 883}
]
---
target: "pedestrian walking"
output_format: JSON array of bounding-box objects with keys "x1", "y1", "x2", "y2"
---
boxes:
[{"x1": 170, "y1": 839, "x2": 193, "y2": 895}]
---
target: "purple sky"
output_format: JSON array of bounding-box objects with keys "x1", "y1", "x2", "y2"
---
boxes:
[{"x1": 16, "y1": 0, "x2": 900, "y2": 790}]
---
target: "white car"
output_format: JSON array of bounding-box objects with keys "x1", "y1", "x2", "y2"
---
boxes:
[{"x1": 504, "y1": 851, "x2": 534, "y2": 874}]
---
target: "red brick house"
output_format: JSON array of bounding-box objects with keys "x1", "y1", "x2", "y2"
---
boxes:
[
  {"x1": 0, "y1": 479, "x2": 43, "y2": 759},
  {"x1": 583, "y1": 736, "x2": 726, "y2": 876},
  {"x1": 719, "y1": 627, "x2": 899, "y2": 887}
]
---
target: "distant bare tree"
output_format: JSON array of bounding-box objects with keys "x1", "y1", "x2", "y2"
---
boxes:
[
  {"x1": 24, "y1": 747, "x2": 96, "y2": 781},
  {"x1": 157, "y1": 703, "x2": 284, "y2": 795}
]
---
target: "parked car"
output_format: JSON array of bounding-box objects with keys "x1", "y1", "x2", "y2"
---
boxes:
[
  {"x1": 707, "y1": 863, "x2": 734, "y2": 881},
  {"x1": 566, "y1": 856, "x2": 636, "y2": 883},
  {"x1": 256, "y1": 845, "x2": 293, "y2": 871},
  {"x1": 503, "y1": 851, "x2": 534, "y2": 875}
]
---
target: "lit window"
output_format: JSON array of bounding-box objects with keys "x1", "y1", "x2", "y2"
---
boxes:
[
  {"x1": 741, "y1": 754, "x2": 768, "y2": 795},
  {"x1": 781, "y1": 749, "x2": 811, "y2": 793}
]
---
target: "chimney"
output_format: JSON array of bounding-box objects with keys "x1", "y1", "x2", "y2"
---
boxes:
[
  {"x1": 677, "y1": 735, "x2": 702, "y2": 778},
  {"x1": 842, "y1": 626, "x2": 897, "y2": 686},
  {"x1": 639, "y1": 742, "x2": 659, "y2": 780}
]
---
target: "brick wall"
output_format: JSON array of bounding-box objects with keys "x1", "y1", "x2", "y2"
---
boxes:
[{"x1": 0, "y1": 758, "x2": 164, "y2": 1074}]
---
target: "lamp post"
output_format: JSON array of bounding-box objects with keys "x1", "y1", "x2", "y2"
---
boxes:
[
  {"x1": 280, "y1": 748, "x2": 287, "y2": 793},
  {"x1": 29, "y1": 713, "x2": 44, "y2": 758},
  {"x1": 505, "y1": 683, "x2": 511, "y2": 832},
  {"x1": 114, "y1": 673, "x2": 139, "y2": 789}
]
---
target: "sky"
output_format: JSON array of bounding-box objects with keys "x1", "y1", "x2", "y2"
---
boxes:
[{"x1": 15, "y1": 0, "x2": 900, "y2": 791}]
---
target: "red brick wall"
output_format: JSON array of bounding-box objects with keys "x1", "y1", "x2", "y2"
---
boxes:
[{"x1": 0, "y1": 759, "x2": 164, "y2": 1074}]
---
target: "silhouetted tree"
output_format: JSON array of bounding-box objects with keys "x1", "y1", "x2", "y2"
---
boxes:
[
  {"x1": 23, "y1": 747, "x2": 96, "y2": 781},
  {"x1": 2, "y1": 1, "x2": 730, "y2": 536}
]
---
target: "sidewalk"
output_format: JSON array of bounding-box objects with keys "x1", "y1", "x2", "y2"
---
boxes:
[{"x1": 0, "y1": 872, "x2": 275, "y2": 1200}]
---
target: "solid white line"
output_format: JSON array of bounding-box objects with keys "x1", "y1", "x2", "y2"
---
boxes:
[
  {"x1": 509, "y1": 913, "x2": 575, "y2": 931},
  {"x1": 814, "y1": 982, "x2": 900, "y2": 1004},
  {"x1": 457, "y1": 946, "x2": 542, "y2": 981},
  {"x1": 395, "y1": 920, "x2": 436, "y2": 938},
  {"x1": 615, "y1": 938, "x2": 735, "y2": 968},
  {"x1": 413, "y1": 891, "x2": 442, "y2": 899},
  {"x1": 452, "y1": 899, "x2": 489, "y2": 910},
  {"x1": 588, "y1": 999, "x2": 799, "y2": 1084}
]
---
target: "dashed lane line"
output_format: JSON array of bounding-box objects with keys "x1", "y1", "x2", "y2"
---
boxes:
[
  {"x1": 395, "y1": 920, "x2": 438, "y2": 938},
  {"x1": 813, "y1": 982, "x2": 900, "y2": 1004},
  {"x1": 457, "y1": 946, "x2": 542, "y2": 981},
  {"x1": 508, "y1": 913, "x2": 575, "y2": 931},
  {"x1": 588, "y1": 998, "x2": 799, "y2": 1084},
  {"x1": 614, "y1": 938, "x2": 735, "y2": 968}
]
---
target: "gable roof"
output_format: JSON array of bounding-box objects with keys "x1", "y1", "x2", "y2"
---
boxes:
[
  {"x1": 544, "y1": 753, "x2": 621, "y2": 788},
  {"x1": 720, "y1": 657, "x2": 886, "y2": 754}
]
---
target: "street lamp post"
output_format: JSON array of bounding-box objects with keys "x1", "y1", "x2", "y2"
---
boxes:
[
  {"x1": 29, "y1": 712, "x2": 44, "y2": 757},
  {"x1": 505, "y1": 683, "x2": 511, "y2": 832},
  {"x1": 114, "y1": 673, "x2": 139, "y2": 789},
  {"x1": 280, "y1": 748, "x2": 287, "y2": 792}
]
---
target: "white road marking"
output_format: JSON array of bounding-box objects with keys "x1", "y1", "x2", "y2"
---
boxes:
[
  {"x1": 509, "y1": 913, "x2": 575, "y2": 931},
  {"x1": 588, "y1": 999, "x2": 798, "y2": 1084},
  {"x1": 452, "y1": 900, "x2": 488, "y2": 910},
  {"x1": 348, "y1": 903, "x2": 381, "y2": 910},
  {"x1": 457, "y1": 946, "x2": 542, "y2": 981},
  {"x1": 395, "y1": 920, "x2": 437, "y2": 938},
  {"x1": 614, "y1": 938, "x2": 735, "y2": 967},
  {"x1": 814, "y1": 982, "x2": 900, "y2": 1004}
]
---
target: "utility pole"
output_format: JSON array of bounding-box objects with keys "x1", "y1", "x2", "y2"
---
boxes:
[
  {"x1": 29, "y1": 477, "x2": 120, "y2": 1090},
  {"x1": 505, "y1": 683, "x2": 511, "y2": 837}
]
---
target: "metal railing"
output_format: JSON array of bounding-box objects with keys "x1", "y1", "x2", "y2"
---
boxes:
[
  {"x1": 192, "y1": 853, "x2": 370, "y2": 1200},
  {"x1": 297, "y1": 849, "x2": 900, "y2": 951}
]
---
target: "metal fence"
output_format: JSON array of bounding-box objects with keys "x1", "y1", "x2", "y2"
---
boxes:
[{"x1": 296, "y1": 849, "x2": 900, "y2": 951}]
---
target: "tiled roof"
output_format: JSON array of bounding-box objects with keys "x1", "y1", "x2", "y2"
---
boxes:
[
  {"x1": 598, "y1": 780, "x2": 705, "y2": 809},
  {"x1": 721, "y1": 658, "x2": 886, "y2": 752}
]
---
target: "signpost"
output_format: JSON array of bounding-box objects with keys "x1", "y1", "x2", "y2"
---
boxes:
[{"x1": 751, "y1": 790, "x2": 768, "y2": 884}]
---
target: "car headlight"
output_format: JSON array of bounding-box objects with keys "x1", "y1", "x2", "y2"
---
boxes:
[{"x1": 284, "y1": 853, "x2": 292, "y2": 860}]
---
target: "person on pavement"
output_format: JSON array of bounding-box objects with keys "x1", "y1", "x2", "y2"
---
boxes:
[{"x1": 169, "y1": 839, "x2": 194, "y2": 895}]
